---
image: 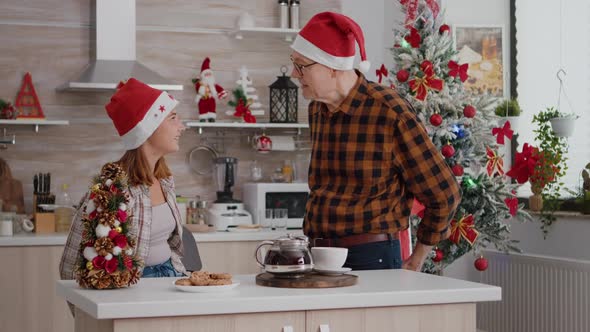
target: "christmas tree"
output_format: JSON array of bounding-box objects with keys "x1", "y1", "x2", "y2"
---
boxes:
[
  {"x1": 236, "y1": 66, "x2": 264, "y2": 116},
  {"x1": 389, "y1": 1, "x2": 532, "y2": 273}
]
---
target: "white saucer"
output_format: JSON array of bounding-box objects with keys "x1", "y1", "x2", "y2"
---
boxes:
[{"x1": 313, "y1": 267, "x2": 352, "y2": 275}]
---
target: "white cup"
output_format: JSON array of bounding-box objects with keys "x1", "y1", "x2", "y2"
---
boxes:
[
  {"x1": 0, "y1": 220, "x2": 13, "y2": 236},
  {"x1": 311, "y1": 247, "x2": 348, "y2": 270}
]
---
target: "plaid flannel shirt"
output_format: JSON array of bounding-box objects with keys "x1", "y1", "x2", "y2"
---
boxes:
[
  {"x1": 59, "y1": 176, "x2": 187, "y2": 281},
  {"x1": 304, "y1": 72, "x2": 461, "y2": 246}
]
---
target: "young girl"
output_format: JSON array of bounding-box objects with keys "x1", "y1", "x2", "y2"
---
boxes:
[{"x1": 60, "y1": 78, "x2": 188, "y2": 279}]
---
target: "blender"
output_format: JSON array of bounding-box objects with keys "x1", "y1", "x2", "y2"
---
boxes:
[{"x1": 207, "y1": 157, "x2": 253, "y2": 230}]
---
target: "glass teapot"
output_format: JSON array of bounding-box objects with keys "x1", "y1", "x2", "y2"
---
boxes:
[{"x1": 255, "y1": 234, "x2": 314, "y2": 276}]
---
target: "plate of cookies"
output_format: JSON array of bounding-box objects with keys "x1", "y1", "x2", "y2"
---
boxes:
[{"x1": 174, "y1": 271, "x2": 239, "y2": 293}]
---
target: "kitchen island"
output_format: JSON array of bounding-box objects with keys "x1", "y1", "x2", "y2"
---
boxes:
[{"x1": 57, "y1": 269, "x2": 500, "y2": 332}]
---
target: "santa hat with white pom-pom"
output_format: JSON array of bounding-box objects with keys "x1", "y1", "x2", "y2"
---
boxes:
[{"x1": 291, "y1": 12, "x2": 371, "y2": 74}]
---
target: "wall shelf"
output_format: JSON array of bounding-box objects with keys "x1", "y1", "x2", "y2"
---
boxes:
[
  {"x1": 185, "y1": 121, "x2": 308, "y2": 134},
  {"x1": 231, "y1": 27, "x2": 300, "y2": 42},
  {"x1": 0, "y1": 119, "x2": 70, "y2": 133}
]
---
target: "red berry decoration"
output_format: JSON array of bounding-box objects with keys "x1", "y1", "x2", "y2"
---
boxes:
[
  {"x1": 396, "y1": 69, "x2": 410, "y2": 83},
  {"x1": 441, "y1": 145, "x2": 455, "y2": 158},
  {"x1": 429, "y1": 114, "x2": 443, "y2": 127},
  {"x1": 451, "y1": 164, "x2": 464, "y2": 176},
  {"x1": 463, "y1": 105, "x2": 477, "y2": 118},
  {"x1": 474, "y1": 256, "x2": 488, "y2": 271},
  {"x1": 432, "y1": 248, "x2": 443, "y2": 262},
  {"x1": 439, "y1": 24, "x2": 451, "y2": 35}
]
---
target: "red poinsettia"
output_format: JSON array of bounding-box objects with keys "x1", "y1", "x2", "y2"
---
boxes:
[
  {"x1": 506, "y1": 143, "x2": 540, "y2": 184},
  {"x1": 404, "y1": 27, "x2": 422, "y2": 48}
]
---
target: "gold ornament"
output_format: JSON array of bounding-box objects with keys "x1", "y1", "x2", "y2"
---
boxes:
[
  {"x1": 91, "y1": 184, "x2": 101, "y2": 192},
  {"x1": 115, "y1": 226, "x2": 122, "y2": 233},
  {"x1": 86, "y1": 261, "x2": 94, "y2": 270}
]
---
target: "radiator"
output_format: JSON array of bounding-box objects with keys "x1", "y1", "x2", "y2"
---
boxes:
[{"x1": 477, "y1": 251, "x2": 590, "y2": 332}]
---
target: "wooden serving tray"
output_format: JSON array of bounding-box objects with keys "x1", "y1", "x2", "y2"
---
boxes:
[{"x1": 255, "y1": 272, "x2": 358, "y2": 288}]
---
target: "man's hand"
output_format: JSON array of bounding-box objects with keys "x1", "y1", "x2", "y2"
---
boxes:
[{"x1": 402, "y1": 242, "x2": 433, "y2": 272}]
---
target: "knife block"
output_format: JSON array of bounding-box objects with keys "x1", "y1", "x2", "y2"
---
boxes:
[{"x1": 33, "y1": 194, "x2": 55, "y2": 233}]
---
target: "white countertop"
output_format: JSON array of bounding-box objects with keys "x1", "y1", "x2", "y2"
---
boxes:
[
  {"x1": 56, "y1": 269, "x2": 501, "y2": 319},
  {"x1": 0, "y1": 229, "x2": 303, "y2": 247}
]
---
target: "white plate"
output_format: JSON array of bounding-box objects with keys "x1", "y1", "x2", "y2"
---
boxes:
[
  {"x1": 173, "y1": 280, "x2": 240, "y2": 293},
  {"x1": 314, "y1": 267, "x2": 352, "y2": 276}
]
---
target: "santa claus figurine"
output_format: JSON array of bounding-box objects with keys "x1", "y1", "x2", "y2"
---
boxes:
[{"x1": 194, "y1": 57, "x2": 227, "y2": 122}]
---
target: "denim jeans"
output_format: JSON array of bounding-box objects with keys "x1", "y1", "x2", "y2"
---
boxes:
[
  {"x1": 142, "y1": 258, "x2": 182, "y2": 278},
  {"x1": 343, "y1": 238, "x2": 402, "y2": 271}
]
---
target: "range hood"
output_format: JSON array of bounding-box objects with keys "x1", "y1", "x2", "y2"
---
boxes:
[{"x1": 59, "y1": 0, "x2": 183, "y2": 91}]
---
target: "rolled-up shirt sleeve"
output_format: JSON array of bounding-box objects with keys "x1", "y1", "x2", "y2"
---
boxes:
[{"x1": 392, "y1": 112, "x2": 461, "y2": 246}]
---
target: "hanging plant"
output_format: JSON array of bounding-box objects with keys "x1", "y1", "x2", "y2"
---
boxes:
[{"x1": 532, "y1": 107, "x2": 570, "y2": 235}]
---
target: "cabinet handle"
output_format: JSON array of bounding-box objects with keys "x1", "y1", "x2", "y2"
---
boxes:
[
  {"x1": 282, "y1": 325, "x2": 294, "y2": 332},
  {"x1": 319, "y1": 324, "x2": 330, "y2": 332}
]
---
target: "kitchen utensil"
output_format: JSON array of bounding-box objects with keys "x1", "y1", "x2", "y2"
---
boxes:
[
  {"x1": 255, "y1": 234, "x2": 313, "y2": 278},
  {"x1": 188, "y1": 143, "x2": 218, "y2": 176}
]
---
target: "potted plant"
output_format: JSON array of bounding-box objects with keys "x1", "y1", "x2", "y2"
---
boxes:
[
  {"x1": 537, "y1": 106, "x2": 580, "y2": 137},
  {"x1": 531, "y1": 108, "x2": 569, "y2": 234},
  {"x1": 494, "y1": 98, "x2": 522, "y2": 132}
]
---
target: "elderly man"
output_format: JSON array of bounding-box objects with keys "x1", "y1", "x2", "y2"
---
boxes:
[{"x1": 291, "y1": 12, "x2": 461, "y2": 272}]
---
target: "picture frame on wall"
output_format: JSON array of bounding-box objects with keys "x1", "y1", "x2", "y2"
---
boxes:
[{"x1": 453, "y1": 25, "x2": 508, "y2": 98}]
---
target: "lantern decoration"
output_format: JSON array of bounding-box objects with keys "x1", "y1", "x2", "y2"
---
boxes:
[{"x1": 269, "y1": 66, "x2": 298, "y2": 123}]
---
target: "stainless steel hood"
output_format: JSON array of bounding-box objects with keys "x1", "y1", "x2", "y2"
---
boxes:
[{"x1": 59, "y1": 0, "x2": 183, "y2": 91}]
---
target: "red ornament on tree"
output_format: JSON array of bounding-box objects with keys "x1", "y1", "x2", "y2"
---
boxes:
[
  {"x1": 451, "y1": 164, "x2": 464, "y2": 177},
  {"x1": 396, "y1": 69, "x2": 410, "y2": 83},
  {"x1": 441, "y1": 144, "x2": 455, "y2": 158},
  {"x1": 429, "y1": 114, "x2": 443, "y2": 127},
  {"x1": 432, "y1": 248, "x2": 443, "y2": 262},
  {"x1": 404, "y1": 27, "x2": 422, "y2": 48},
  {"x1": 474, "y1": 256, "x2": 488, "y2": 271},
  {"x1": 463, "y1": 105, "x2": 477, "y2": 118},
  {"x1": 439, "y1": 24, "x2": 451, "y2": 35}
]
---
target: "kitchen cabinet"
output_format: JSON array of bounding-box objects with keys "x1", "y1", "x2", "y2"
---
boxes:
[
  {"x1": 76, "y1": 308, "x2": 306, "y2": 332},
  {"x1": 305, "y1": 304, "x2": 475, "y2": 332},
  {"x1": 0, "y1": 240, "x2": 266, "y2": 332}
]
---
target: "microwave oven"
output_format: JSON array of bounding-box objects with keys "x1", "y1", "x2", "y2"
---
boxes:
[{"x1": 243, "y1": 182, "x2": 309, "y2": 229}]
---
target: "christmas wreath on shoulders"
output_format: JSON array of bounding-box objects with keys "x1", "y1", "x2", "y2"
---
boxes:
[{"x1": 75, "y1": 162, "x2": 142, "y2": 289}]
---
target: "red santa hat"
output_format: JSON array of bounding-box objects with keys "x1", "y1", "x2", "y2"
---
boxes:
[
  {"x1": 105, "y1": 78, "x2": 179, "y2": 150},
  {"x1": 201, "y1": 57, "x2": 212, "y2": 75},
  {"x1": 291, "y1": 12, "x2": 370, "y2": 73}
]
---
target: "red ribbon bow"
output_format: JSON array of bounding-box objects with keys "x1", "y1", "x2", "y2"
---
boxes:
[
  {"x1": 400, "y1": 0, "x2": 440, "y2": 27},
  {"x1": 450, "y1": 214, "x2": 479, "y2": 245},
  {"x1": 376, "y1": 64, "x2": 388, "y2": 84},
  {"x1": 492, "y1": 121, "x2": 514, "y2": 145},
  {"x1": 408, "y1": 60, "x2": 444, "y2": 101},
  {"x1": 486, "y1": 147, "x2": 504, "y2": 176},
  {"x1": 448, "y1": 60, "x2": 469, "y2": 82},
  {"x1": 504, "y1": 196, "x2": 519, "y2": 216}
]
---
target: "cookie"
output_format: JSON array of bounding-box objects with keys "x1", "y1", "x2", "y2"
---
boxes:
[
  {"x1": 209, "y1": 272, "x2": 232, "y2": 280},
  {"x1": 189, "y1": 271, "x2": 210, "y2": 286},
  {"x1": 207, "y1": 279, "x2": 232, "y2": 286},
  {"x1": 175, "y1": 278, "x2": 192, "y2": 286}
]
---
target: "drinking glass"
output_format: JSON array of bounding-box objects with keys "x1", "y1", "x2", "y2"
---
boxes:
[
  {"x1": 273, "y1": 208, "x2": 288, "y2": 231},
  {"x1": 260, "y1": 208, "x2": 273, "y2": 229}
]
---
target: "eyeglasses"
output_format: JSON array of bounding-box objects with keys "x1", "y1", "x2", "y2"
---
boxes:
[{"x1": 290, "y1": 56, "x2": 318, "y2": 76}]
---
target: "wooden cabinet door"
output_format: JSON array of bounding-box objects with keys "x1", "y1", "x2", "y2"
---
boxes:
[
  {"x1": 113, "y1": 311, "x2": 306, "y2": 332},
  {"x1": 306, "y1": 303, "x2": 476, "y2": 332}
]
